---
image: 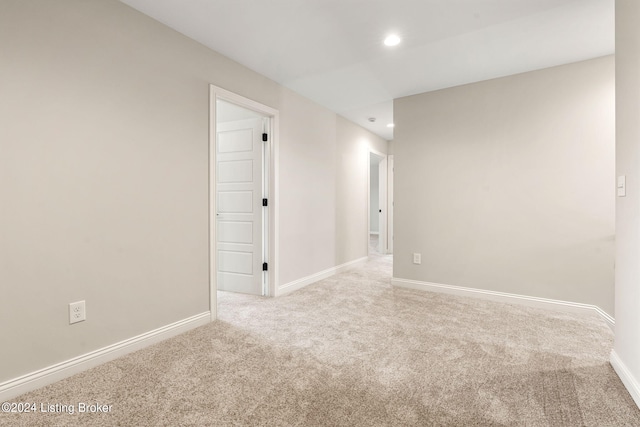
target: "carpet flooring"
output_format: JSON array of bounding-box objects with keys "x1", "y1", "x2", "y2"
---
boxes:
[{"x1": 2, "y1": 253, "x2": 639, "y2": 426}]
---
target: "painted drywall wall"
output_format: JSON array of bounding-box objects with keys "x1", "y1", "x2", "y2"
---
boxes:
[
  {"x1": 613, "y1": 0, "x2": 640, "y2": 408},
  {"x1": 370, "y1": 163, "x2": 380, "y2": 233},
  {"x1": 394, "y1": 56, "x2": 615, "y2": 315},
  {"x1": 335, "y1": 116, "x2": 388, "y2": 266},
  {"x1": 0, "y1": 0, "x2": 383, "y2": 384}
]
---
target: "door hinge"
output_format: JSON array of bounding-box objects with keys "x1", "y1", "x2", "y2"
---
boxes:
[
  {"x1": 262, "y1": 198, "x2": 268, "y2": 207},
  {"x1": 262, "y1": 133, "x2": 268, "y2": 142},
  {"x1": 262, "y1": 262, "x2": 268, "y2": 271}
]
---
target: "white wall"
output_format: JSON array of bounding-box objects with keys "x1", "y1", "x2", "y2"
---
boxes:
[
  {"x1": 612, "y1": 0, "x2": 640, "y2": 409},
  {"x1": 393, "y1": 56, "x2": 615, "y2": 315},
  {"x1": 0, "y1": 0, "x2": 385, "y2": 385},
  {"x1": 370, "y1": 163, "x2": 380, "y2": 233}
]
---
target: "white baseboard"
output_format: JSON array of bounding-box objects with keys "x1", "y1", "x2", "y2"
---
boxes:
[
  {"x1": 611, "y1": 350, "x2": 640, "y2": 409},
  {"x1": 277, "y1": 256, "x2": 368, "y2": 296},
  {"x1": 0, "y1": 312, "x2": 211, "y2": 401},
  {"x1": 392, "y1": 277, "x2": 615, "y2": 331},
  {"x1": 593, "y1": 307, "x2": 615, "y2": 331}
]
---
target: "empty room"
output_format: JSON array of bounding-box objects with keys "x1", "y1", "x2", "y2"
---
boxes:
[{"x1": 1, "y1": 0, "x2": 640, "y2": 425}]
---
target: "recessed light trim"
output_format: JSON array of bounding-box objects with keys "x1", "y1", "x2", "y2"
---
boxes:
[
  {"x1": 387, "y1": 123, "x2": 395, "y2": 128},
  {"x1": 384, "y1": 34, "x2": 401, "y2": 47}
]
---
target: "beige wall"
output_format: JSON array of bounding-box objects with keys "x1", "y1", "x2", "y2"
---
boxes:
[
  {"x1": 393, "y1": 56, "x2": 615, "y2": 315},
  {"x1": 277, "y1": 94, "x2": 338, "y2": 285},
  {"x1": 0, "y1": 0, "x2": 386, "y2": 383},
  {"x1": 613, "y1": 0, "x2": 640, "y2": 408}
]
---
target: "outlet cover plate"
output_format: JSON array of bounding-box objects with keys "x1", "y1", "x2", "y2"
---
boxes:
[{"x1": 69, "y1": 300, "x2": 86, "y2": 324}]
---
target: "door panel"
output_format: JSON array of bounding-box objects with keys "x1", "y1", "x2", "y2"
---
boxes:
[
  {"x1": 218, "y1": 129, "x2": 254, "y2": 153},
  {"x1": 218, "y1": 160, "x2": 253, "y2": 183},
  {"x1": 217, "y1": 272, "x2": 258, "y2": 295},
  {"x1": 218, "y1": 191, "x2": 253, "y2": 213},
  {"x1": 218, "y1": 221, "x2": 253, "y2": 244},
  {"x1": 218, "y1": 250, "x2": 253, "y2": 274},
  {"x1": 216, "y1": 118, "x2": 263, "y2": 295}
]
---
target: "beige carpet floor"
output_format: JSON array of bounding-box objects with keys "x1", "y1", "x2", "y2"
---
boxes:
[{"x1": 2, "y1": 253, "x2": 639, "y2": 426}]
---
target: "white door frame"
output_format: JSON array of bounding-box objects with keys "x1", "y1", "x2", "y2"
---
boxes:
[
  {"x1": 209, "y1": 85, "x2": 279, "y2": 321},
  {"x1": 367, "y1": 149, "x2": 388, "y2": 255},
  {"x1": 377, "y1": 156, "x2": 388, "y2": 254},
  {"x1": 387, "y1": 155, "x2": 394, "y2": 254}
]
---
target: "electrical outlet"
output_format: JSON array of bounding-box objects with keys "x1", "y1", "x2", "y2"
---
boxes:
[
  {"x1": 413, "y1": 253, "x2": 421, "y2": 265},
  {"x1": 69, "y1": 300, "x2": 86, "y2": 324}
]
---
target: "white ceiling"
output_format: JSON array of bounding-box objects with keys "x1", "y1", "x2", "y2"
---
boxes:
[{"x1": 120, "y1": 0, "x2": 614, "y2": 141}]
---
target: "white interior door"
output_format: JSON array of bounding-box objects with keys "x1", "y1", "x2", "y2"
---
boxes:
[
  {"x1": 378, "y1": 157, "x2": 388, "y2": 254},
  {"x1": 216, "y1": 118, "x2": 263, "y2": 295},
  {"x1": 387, "y1": 155, "x2": 394, "y2": 254}
]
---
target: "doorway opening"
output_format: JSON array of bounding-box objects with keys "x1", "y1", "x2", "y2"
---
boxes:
[
  {"x1": 368, "y1": 151, "x2": 394, "y2": 256},
  {"x1": 209, "y1": 85, "x2": 279, "y2": 321}
]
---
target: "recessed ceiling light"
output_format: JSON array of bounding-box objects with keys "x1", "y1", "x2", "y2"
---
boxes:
[
  {"x1": 387, "y1": 123, "x2": 395, "y2": 128},
  {"x1": 384, "y1": 34, "x2": 401, "y2": 47}
]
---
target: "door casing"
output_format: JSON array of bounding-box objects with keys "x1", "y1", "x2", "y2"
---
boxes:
[
  {"x1": 387, "y1": 155, "x2": 394, "y2": 254},
  {"x1": 209, "y1": 85, "x2": 279, "y2": 321}
]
